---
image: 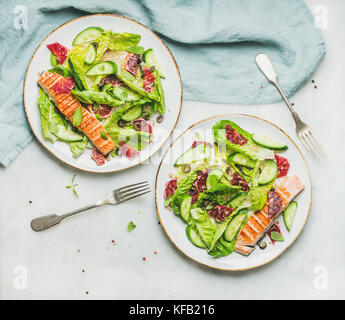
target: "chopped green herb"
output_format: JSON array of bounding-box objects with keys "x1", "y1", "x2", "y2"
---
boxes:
[
  {"x1": 270, "y1": 231, "x2": 284, "y2": 242},
  {"x1": 66, "y1": 174, "x2": 79, "y2": 197},
  {"x1": 100, "y1": 130, "x2": 108, "y2": 140},
  {"x1": 95, "y1": 114, "x2": 103, "y2": 121},
  {"x1": 73, "y1": 188, "x2": 79, "y2": 197},
  {"x1": 73, "y1": 107, "x2": 83, "y2": 127},
  {"x1": 127, "y1": 221, "x2": 136, "y2": 232},
  {"x1": 137, "y1": 211, "x2": 142, "y2": 214}
]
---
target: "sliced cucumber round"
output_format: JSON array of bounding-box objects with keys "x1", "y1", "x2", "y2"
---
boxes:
[
  {"x1": 86, "y1": 61, "x2": 117, "y2": 76},
  {"x1": 53, "y1": 125, "x2": 83, "y2": 142},
  {"x1": 227, "y1": 192, "x2": 248, "y2": 208},
  {"x1": 180, "y1": 196, "x2": 192, "y2": 222},
  {"x1": 121, "y1": 105, "x2": 142, "y2": 122},
  {"x1": 143, "y1": 49, "x2": 165, "y2": 78},
  {"x1": 258, "y1": 160, "x2": 278, "y2": 185},
  {"x1": 186, "y1": 226, "x2": 206, "y2": 248},
  {"x1": 72, "y1": 26, "x2": 104, "y2": 45},
  {"x1": 224, "y1": 211, "x2": 247, "y2": 242},
  {"x1": 227, "y1": 152, "x2": 256, "y2": 168},
  {"x1": 85, "y1": 43, "x2": 96, "y2": 65},
  {"x1": 284, "y1": 201, "x2": 297, "y2": 231},
  {"x1": 206, "y1": 168, "x2": 224, "y2": 190},
  {"x1": 252, "y1": 133, "x2": 288, "y2": 151}
]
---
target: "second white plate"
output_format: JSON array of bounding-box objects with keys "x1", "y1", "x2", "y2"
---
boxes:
[{"x1": 155, "y1": 114, "x2": 311, "y2": 271}]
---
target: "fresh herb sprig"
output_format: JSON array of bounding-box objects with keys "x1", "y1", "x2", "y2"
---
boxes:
[{"x1": 66, "y1": 174, "x2": 79, "y2": 197}]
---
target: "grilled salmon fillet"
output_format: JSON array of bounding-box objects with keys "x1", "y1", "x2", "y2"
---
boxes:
[
  {"x1": 38, "y1": 71, "x2": 114, "y2": 155},
  {"x1": 235, "y1": 175, "x2": 304, "y2": 255}
]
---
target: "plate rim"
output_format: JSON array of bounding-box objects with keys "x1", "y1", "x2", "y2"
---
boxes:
[
  {"x1": 155, "y1": 113, "x2": 312, "y2": 271},
  {"x1": 23, "y1": 13, "x2": 182, "y2": 174}
]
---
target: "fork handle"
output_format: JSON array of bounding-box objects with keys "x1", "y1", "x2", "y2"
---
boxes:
[
  {"x1": 255, "y1": 53, "x2": 302, "y2": 123},
  {"x1": 31, "y1": 202, "x2": 102, "y2": 232}
]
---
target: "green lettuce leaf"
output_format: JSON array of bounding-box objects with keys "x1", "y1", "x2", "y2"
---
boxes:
[
  {"x1": 37, "y1": 88, "x2": 67, "y2": 142},
  {"x1": 70, "y1": 136, "x2": 88, "y2": 158},
  {"x1": 107, "y1": 32, "x2": 141, "y2": 51},
  {"x1": 213, "y1": 120, "x2": 274, "y2": 161},
  {"x1": 249, "y1": 183, "x2": 273, "y2": 212},
  {"x1": 71, "y1": 89, "x2": 123, "y2": 106}
]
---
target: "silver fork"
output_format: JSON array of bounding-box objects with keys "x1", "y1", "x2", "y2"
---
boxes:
[
  {"x1": 31, "y1": 181, "x2": 150, "y2": 232},
  {"x1": 255, "y1": 53, "x2": 324, "y2": 156}
]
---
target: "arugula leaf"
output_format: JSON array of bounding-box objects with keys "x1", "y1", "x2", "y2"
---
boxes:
[
  {"x1": 73, "y1": 107, "x2": 83, "y2": 127},
  {"x1": 127, "y1": 221, "x2": 136, "y2": 232}
]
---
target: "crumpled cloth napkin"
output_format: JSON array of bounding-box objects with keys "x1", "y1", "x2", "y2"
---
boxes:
[{"x1": 0, "y1": 0, "x2": 325, "y2": 166}]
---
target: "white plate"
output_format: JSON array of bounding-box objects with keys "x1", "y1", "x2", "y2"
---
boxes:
[
  {"x1": 155, "y1": 114, "x2": 311, "y2": 271},
  {"x1": 24, "y1": 14, "x2": 182, "y2": 173}
]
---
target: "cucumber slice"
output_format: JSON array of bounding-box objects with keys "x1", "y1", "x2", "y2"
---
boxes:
[
  {"x1": 113, "y1": 86, "x2": 142, "y2": 102},
  {"x1": 252, "y1": 133, "x2": 288, "y2": 151},
  {"x1": 143, "y1": 49, "x2": 165, "y2": 78},
  {"x1": 284, "y1": 201, "x2": 297, "y2": 231},
  {"x1": 180, "y1": 196, "x2": 192, "y2": 222},
  {"x1": 53, "y1": 125, "x2": 83, "y2": 142},
  {"x1": 72, "y1": 26, "x2": 104, "y2": 45},
  {"x1": 186, "y1": 226, "x2": 206, "y2": 248},
  {"x1": 85, "y1": 43, "x2": 96, "y2": 65},
  {"x1": 174, "y1": 143, "x2": 211, "y2": 167},
  {"x1": 67, "y1": 58, "x2": 84, "y2": 90},
  {"x1": 86, "y1": 61, "x2": 117, "y2": 76},
  {"x1": 258, "y1": 160, "x2": 278, "y2": 185},
  {"x1": 224, "y1": 211, "x2": 247, "y2": 242},
  {"x1": 206, "y1": 168, "x2": 224, "y2": 190},
  {"x1": 50, "y1": 53, "x2": 58, "y2": 67},
  {"x1": 121, "y1": 105, "x2": 142, "y2": 122},
  {"x1": 227, "y1": 152, "x2": 256, "y2": 168},
  {"x1": 227, "y1": 192, "x2": 248, "y2": 208}
]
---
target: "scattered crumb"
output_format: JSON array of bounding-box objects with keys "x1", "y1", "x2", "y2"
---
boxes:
[
  {"x1": 77, "y1": 249, "x2": 80, "y2": 253},
  {"x1": 312, "y1": 80, "x2": 315, "y2": 83},
  {"x1": 137, "y1": 211, "x2": 142, "y2": 214},
  {"x1": 142, "y1": 257, "x2": 146, "y2": 261},
  {"x1": 82, "y1": 269, "x2": 85, "y2": 273},
  {"x1": 158, "y1": 221, "x2": 161, "y2": 225},
  {"x1": 291, "y1": 103, "x2": 294, "y2": 106},
  {"x1": 85, "y1": 291, "x2": 89, "y2": 295},
  {"x1": 29, "y1": 200, "x2": 32, "y2": 204},
  {"x1": 260, "y1": 85, "x2": 263, "y2": 88},
  {"x1": 106, "y1": 246, "x2": 110, "y2": 250},
  {"x1": 154, "y1": 251, "x2": 157, "y2": 255},
  {"x1": 112, "y1": 240, "x2": 116, "y2": 245},
  {"x1": 314, "y1": 85, "x2": 317, "y2": 89},
  {"x1": 250, "y1": 81, "x2": 253, "y2": 85}
]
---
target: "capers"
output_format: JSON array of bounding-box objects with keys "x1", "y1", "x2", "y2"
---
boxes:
[
  {"x1": 189, "y1": 185, "x2": 197, "y2": 193},
  {"x1": 149, "y1": 66, "x2": 156, "y2": 73},
  {"x1": 144, "y1": 115, "x2": 150, "y2": 121},
  {"x1": 133, "y1": 121, "x2": 142, "y2": 131},
  {"x1": 259, "y1": 241, "x2": 267, "y2": 250},
  {"x1": 118, "y1": 120, "x2": 127, "y2": 127},
  {"x1": 196, "y1": 170, "x2": 203, "y2": 176},
  {"x1": 182, "y1": 164, "x2": 191, "y2": 173},
  {"x1": 156, "y1": 115, "x2": 163, "y2": 123}
]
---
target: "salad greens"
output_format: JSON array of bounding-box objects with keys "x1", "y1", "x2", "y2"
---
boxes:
[
  {"x1": 164, "y1": 120, "x2": 292, "y2": 258},
  {"x1": 39, "y1": 26, "x2": 166, "y2": 165}
]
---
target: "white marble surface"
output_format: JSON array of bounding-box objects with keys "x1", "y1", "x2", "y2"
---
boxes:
[{"x1": 1, "y1": 0, "x2": 345, "y2": 299}]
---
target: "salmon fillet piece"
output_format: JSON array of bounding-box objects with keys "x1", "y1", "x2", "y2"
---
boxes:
[
  {"x1": 37, "y1": 71, "x2": 114, "y2": 155},
  {"x1": 235, "y1": 175, "x2": 304, "y2": 255}
]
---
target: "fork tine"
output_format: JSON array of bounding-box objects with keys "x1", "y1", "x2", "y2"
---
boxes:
[
  {"x1": 300, "y1": 134, "x2": 316, "y2": 155},
  {"x1": 306, "y1": 130, "x2": 324, "y2": 156},
  {"x1": 119, "y1": 183, "x2": 149, "y2": 195},
  {"x1": 121, "y1": 187, "x2": 151, "y2": 198},
  {"x1": 117, "y1": 181, "x2": 148, "y2": 192},
  {"x1": 120, "y1": 190, "x2": 151, "y2": 202}
]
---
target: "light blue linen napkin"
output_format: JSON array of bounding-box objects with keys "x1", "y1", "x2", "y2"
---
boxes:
[{"x1": 0, "y1": 0, "x2": 325, "y2": 166}]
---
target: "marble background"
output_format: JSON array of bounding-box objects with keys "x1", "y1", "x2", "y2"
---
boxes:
[{"x1": 1, "y1": 0, "x2": 344, "y2": 299}]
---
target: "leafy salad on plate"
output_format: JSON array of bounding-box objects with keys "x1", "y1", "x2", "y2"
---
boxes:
[
  {"x1": 163, "y1": 120, "x2": 304, "y2": 257},
  {"x1": 37, "y1": 26, "x2": 165, "y2": 166}
]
